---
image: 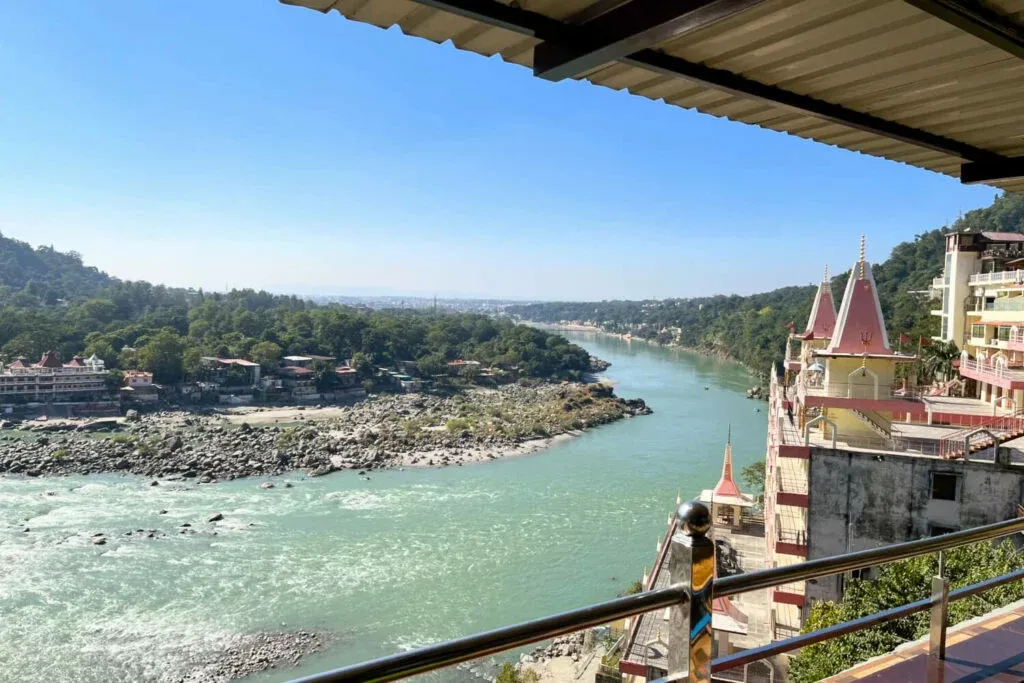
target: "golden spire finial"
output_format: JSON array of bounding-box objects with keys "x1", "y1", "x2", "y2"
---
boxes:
[
  {"x1": 859, "y1": 235, "x2": 866, "y2": 279},
  {"x1": 824, "y1": 264, "x2": 829, "y2": 281}
]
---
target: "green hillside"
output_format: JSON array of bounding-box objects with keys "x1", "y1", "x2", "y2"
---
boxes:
[
  {"x1": 507, "y1": 193, "x2": 1024, "y2": 374},
  {"x1": 0, "y1": 233, "x2": 115, "y2": 304},
  {"x1": 0, "y1": 235, "x2": 590, "y2": 383}
]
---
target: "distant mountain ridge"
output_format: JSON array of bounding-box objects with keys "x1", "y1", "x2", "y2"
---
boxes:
[{"x1": 506, "y1": 193, "x2": 1024, "y2": 374}]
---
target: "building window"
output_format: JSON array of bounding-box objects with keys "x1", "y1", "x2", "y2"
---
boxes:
[
  {"x1": 999, "y1": 326, "x2": 1012, "y2": 342},
  {"x1": 930, "y1": 472, "x2": 959, "y2": 501},
  {"x1": 971, "y1": 324, "x2": 986, "y2": 340},
  {"x1": 944, "y1": 253, "x2": 952, "y2": 284},
  {"x1": 941, "y1": 316, "x2": 949, "y2": 340}
]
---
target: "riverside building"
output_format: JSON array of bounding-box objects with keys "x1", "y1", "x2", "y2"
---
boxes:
[
  {"x1": 767, "y1": 238, "x2": 1024, "y2": 639},
  {"x1": 0, "y1": 352, "x2": 108, "y2": 405},
  {"x1": 931, "y1": 230, "x2": 1024, "y2": 408}
]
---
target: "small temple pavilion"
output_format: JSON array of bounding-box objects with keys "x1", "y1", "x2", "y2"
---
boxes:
[
  {"x1": 699, "y1": 427, "x2": 756, "y2": 529},
  {"x1": 620, "y1": 436, "x2": 772, "y2": 682}
]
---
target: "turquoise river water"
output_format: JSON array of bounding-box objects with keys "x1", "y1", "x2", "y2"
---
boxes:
[{"x1": 0, "y1": 331, "x2": 765, "y2": 682}]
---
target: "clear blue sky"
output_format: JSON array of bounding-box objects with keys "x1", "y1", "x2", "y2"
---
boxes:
[{"x1": 0, "y1": 1, "x2": 999, "y2": 301}]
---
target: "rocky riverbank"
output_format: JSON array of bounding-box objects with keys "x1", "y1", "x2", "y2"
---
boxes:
[
  {"x1": 0, "y1": 383, "x2": 650, "y2": 480},
  {"x1": 512, "y1": 631, "x2": 608, "y2": 682},
  {"x1": 176, "y1": 630, "x2": 328, "y2": 683}
]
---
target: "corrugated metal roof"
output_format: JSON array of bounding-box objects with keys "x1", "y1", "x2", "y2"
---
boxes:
[{"x1": 281, "y1": 0, "x2": 1024, "y2": 192}]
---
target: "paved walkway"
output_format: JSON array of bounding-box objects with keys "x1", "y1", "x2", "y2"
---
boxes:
[{"x1": 824, "y1": 601, "x2": 1024, "y2": 682}]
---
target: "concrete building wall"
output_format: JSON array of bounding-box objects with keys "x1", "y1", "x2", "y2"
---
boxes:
[
  {"x1": 804, "y1": 446, "x2": 1024, "y2": 609},
  {"x1": 944, "y1": 245, "x2": 979, "y2": 346}
]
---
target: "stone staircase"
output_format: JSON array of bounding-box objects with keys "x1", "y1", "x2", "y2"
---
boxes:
[
  {"x1": 851, "y1": 408, "x2": 892, "y2": 440},
  {"x1": 939, "y1": 409, "x2": 1024, "y2": 459}
]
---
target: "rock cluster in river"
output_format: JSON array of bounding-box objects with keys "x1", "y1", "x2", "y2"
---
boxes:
[
  {"x1": 520, "y1": 631, "x2": 589, "y2": 665},
  {"x1": 176, "y1": 630, "x2": 327, "y2": 683},
  {"x1": 0, "y1": 383, "x2": 650, "y2": 480}
]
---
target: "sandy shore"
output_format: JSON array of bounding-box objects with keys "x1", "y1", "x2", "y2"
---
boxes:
[{"x1": 391, "y1": 431, "x2": 579, "y2": 468}]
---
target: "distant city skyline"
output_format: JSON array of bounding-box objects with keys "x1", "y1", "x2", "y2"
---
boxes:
[{"x1": 0, "y1": 1, "x2": 998, "y2": 301}]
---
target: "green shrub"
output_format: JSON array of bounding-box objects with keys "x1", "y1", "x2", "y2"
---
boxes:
[
  {"x1": 445, "y1": 417, "x2": 472, "y2": 433},
  {"x1": 495, "y1": 663, "x2": 539, "y2": 683}
]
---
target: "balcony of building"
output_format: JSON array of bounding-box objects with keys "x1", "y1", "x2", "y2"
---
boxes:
[
  {"x1": 774, "y1": 507, "x2": 808, "y2": 558},
  {"x1": 772, "y1": 578, "x2": 806, "y2": 606},
  {"x1": 774, "y1": 458, "x2": 808, "y2": 508},
  {"x1": 959, "y1": 357, "x2": 1024, "y2": 390},
  {"x1": 968, "y1": 270, "x2": 1024, "y2": 287},
  {"x1": 783, "y1": 337, "x2": 802, "y2": 373},
  {"x1": 796, "y1": 377, "x2": 924, "y2": 416}
]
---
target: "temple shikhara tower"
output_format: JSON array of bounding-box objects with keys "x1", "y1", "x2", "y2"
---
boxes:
[{"x1": 766, "y1": 237, "x2": 1024, "y2": 640}]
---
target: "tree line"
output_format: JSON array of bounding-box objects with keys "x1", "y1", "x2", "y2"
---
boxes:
[
  {"x1": 0, "y1": 235, "x2": 591, "y2": 384},
  {"x1": 507, "y1": 193, "x2": 1024, "y2": 374}
]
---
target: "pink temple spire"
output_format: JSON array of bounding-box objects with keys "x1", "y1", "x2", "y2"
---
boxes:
[
  {"x1": 803, "y1": 264, "x2": 837, "y2": 339},
  {"x1": 825, "y1": 236, "x2": 892, "y2": 356},
  {"x1": 712, "y1": 426, "x2": 743, "y2": 499}
]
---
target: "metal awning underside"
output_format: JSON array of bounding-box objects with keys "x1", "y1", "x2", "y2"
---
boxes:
[{"x1": 281, "y1": 0, "x2": 1024, "y2": 192}]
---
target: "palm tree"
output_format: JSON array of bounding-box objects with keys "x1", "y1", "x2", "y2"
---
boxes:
[{"x1": 921, "y1": 340, "x2": 960, "y2": 384}]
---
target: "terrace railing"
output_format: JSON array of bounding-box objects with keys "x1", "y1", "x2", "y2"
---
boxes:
[
  {"x1": 968, "y1": 270, "x2": 1024, "y2": 286},
  {"x1": 960, "y1": 357, "x2": 1024, "y2": 382},
  {"x1": 292, "y1": 504, "x2": 1024, "y2": 683}
]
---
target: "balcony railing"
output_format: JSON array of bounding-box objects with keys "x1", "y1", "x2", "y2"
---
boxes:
[
  {"x1": 968, "y1": 270, "x2": 1024, "y2": 286},
  {"x1": 959, "y1": 357, "x2": 1024, "y2": 382},
  {"x1": 776, "y1": 527, "x2": 808, "y2": 546},
  {"x1": 293, "y1": 507, "x2": 1024, "y2": 683},
  {"x1": 800, "y1": 381, "x2": 919, "y2": 401}
]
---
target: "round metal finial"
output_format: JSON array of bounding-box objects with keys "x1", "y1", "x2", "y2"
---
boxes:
[{"x1": 676, "y1": 501, "x2": 711, "y2": 536}]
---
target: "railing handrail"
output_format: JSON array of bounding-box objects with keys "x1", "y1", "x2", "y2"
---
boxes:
[
  {"x1": 710, "y1": 566, "x2": 1024, "y2": 673},
  {"x1": 716, "y1": 515, "x2": 1024, "y2": 597},
  {"x1": 292, "y1": 584, "x2": 689, "y2": 683},
  {"x1": 292, "y1": 515, "x2": 1024, "y2": 683}
]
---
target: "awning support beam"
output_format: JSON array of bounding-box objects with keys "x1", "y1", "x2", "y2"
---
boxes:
[
  {"x1": 961, "y1": 156, "x2": 1024, "y2": 184},
  {"x1": 409, "y1": 0, "x2": 1007, "y2": 164},
  {"x1": 533, "y1": 0, "x2": 769, "y2": 82},
  {"x1": 902, "y1": 0, "x2": 1024, "y2": 62}
]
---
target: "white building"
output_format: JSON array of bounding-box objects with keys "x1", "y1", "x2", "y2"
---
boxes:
[{"x1": 0, "y1": 351, "x2": 108, "y2": 403}]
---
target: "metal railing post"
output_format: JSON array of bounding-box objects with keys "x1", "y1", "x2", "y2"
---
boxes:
[
  {"x1": 928, "y1": 550, "x2": 949, "y2": 681},
  {"x1": 669, "y1": 502, "x2": 714, "y2": 681}
]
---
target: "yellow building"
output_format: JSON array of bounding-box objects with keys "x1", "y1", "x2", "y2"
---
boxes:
[{"x1": 932, "y1": 231, "x2": 1024, "y2": 410}]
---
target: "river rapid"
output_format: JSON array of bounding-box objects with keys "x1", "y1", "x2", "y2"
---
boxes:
[{"x1": 0, "y1": 331, "x2": 765, "y2": 682}]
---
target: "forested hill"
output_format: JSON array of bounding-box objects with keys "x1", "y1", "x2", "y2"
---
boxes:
[
  {"x1": 0, "y1": 234, "x2": 591, "y2": 382},
  {"x1": 0, "y1": 233, "x2": 115, "y2": 304},
  {"x1": 507, "y1": 193, "x2": 1024, "y2": 374}
]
